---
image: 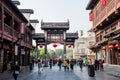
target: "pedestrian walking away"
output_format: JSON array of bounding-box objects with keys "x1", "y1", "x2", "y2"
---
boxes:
[
  {"x1": 38, "y1": 59, "x2": 42, "y2": 73},
  {"x1": 78, "y1": 58, "x2": 83, "y2": 70},
  {"x1": 70, "y1": 59, "x2": 74, "y2": 71},
  {"x1": 58, "y1": 59, "x2": 63, "y2": 70},
  {"x1": 62, "y1": 60, "x2": 69, "y2": 71},
  {"x1": 49, "y1": 59, "x2": 53, "y2": 69},
  {"x1": 12, "y1": 61, "x2": 20, "y2": 80}
]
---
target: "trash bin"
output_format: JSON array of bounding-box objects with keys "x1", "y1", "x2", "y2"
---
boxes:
[{"x1": 88, "y1": 65, "x2": 95, "y2": 77}]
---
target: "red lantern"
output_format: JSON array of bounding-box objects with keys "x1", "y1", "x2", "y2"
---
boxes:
[
  {"x1": 53, "y1": 43, "x2": 57, "y2": 48},
  {"x1": 68, "y1": 45, "x2": 71, "y2": 48},
  {"x1": 102, "y1": 47, "x2": 106, "y2": 50},
  {"x1": 108, "y1": 45, "x2": 114, "y2": 50},
  {"x1": 115, "y1": 44, "x2": 120, "y2": 49},
  {"x1": 89, "y1": 11, "x2": 93, "y2": 21},
  {"x1": 102, "y1": 0, "x2": 107, "y2": 6},
  {"x1": 39, "y1": 45, "x2": 43, "y2": 48}
]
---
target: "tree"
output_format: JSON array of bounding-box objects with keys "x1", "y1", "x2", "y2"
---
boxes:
[
  {"x1": 39, "y1": 48, "x2": 45, "y2": 59},
  {"x1": 66, "y1": 49, "x2": 73, "y2": 58},
  {"x1": 56, "y1": 49, "x2": 64, "y2": 58},
  {"x1": 48, "y1": 50, "x2": 56, "y2": 59},
  {"x1": 66, "y1": 52, "x2": 73, "y2": 58}
]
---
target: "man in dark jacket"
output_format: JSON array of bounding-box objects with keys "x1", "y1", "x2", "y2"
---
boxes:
[{"x1": 13, "y1": 61, "x2": 20, "y2": 80}]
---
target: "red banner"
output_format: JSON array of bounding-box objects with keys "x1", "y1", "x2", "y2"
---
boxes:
[
  {"x1": 20, "y1": 23, "x2": 25, "y2": 34},
  {"x1": 89, "y1": 11, "x2": 93, "y2": 21},
  {"x1": 102, "y1": 0, "x2": 107, "y2": 6},
  {"x1": 15, "y1": 45, "x2": 18, "y2": 55}
]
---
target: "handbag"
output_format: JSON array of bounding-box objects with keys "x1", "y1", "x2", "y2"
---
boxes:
[{"x1": 15, "y1": 71, "x2": 19, "y2": 74}]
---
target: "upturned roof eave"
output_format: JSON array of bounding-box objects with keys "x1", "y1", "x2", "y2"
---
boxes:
[
  {"x1": 6, "y1": 0, "x2": 28, "y2": 22},
  {"x1": 86, "y1": 0, "x2": 99, "y2": 10}
]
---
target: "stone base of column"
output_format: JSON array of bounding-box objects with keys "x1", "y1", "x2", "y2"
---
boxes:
[
  {"x1": 7, "y1": 63, "x2": 11, "y2": 71},
  {"x1": 20, "y1": 66, "x2": 26, "y2": 73},
  {"x1": 0, "y1": 64, "x2": 3, "y2": 72}
]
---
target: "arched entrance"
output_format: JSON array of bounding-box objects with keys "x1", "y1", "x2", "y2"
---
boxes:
[{"x1": 32, "y1": 20, "x2": 78, "y2": 66}]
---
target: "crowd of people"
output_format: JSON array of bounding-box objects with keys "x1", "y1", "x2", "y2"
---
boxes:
[
  {"x1": 34, "y1": 58, "x2": 104, "y2": 73},
  {"x1": 7, "y1": 58, "x2": 104, "y2": 80}
]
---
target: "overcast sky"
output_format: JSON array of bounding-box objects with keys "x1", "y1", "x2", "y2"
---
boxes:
[{"x1": 18, "y1": 0, "x2": 92, "y2": 33}]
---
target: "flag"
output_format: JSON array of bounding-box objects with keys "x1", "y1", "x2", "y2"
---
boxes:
[{"x1": 102, "y1": 0, "x2": 107, "y2": 6}]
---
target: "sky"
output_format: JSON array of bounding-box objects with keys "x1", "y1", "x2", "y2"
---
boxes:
[{"x1": 18, "y1": 0, "x2": 92, "y2": 33}]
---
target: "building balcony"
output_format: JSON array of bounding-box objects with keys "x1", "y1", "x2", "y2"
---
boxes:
[{"x1": 93, "y1": 0, "x2": 120, "y2": 29}]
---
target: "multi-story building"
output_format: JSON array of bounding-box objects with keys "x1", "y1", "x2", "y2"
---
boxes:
[
  {"x1": 0, "y1": 0, "x2": 38, "y2": 72},
  {"x1": 74, "y1": 30, "x2": 95, "y2": 60},
  {"x1": 86, "y1": 0, "x2": 120, "y2": 65}
]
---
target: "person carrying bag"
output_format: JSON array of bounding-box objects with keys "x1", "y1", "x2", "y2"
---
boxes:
[{"x1": 13, "y1": 61, "x2": 20, "y2": 80}]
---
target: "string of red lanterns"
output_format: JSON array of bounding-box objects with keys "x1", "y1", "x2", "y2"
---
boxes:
[
  {"x1": 108, "y1": 45, "x2": 114, "y2": 50},
  {"x1": 115, "y1": 44, "x2": 120, "y2": 49},
  {"x1": 102, "y1": 44, "x2": 120, "y2": 50}
]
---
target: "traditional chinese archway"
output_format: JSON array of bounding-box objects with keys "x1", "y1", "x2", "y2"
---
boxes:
[{"x1": 32, "y1": 20, "x2": 78, "y2": 59}]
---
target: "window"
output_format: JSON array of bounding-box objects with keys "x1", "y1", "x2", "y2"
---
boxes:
[
  {"x1": 78, "y1": 42, "x2": 85, "y2": 47},
  {"x1": 89, "y1": 41, "x2": 94, "y2": 45},
  {"x1": 78, "y1": 48, "x2": 85, "y2": 53}
]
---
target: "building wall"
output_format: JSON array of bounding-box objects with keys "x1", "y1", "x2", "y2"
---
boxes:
[
  {"x1": 86, "y1": 0, "x2": 120, "y2": 65},
  {"x1": 74, "y1": 31, "x2": 95, "y2": 59}
]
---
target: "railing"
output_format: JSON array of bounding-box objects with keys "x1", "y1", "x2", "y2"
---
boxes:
[
  {"x1": 116, "y1": 0, "x2": 120, "y2": 8},
  {"x1": 107, "y1": 0, "x2": 115, "y2": 15},
  {"x1": 93, "y1": 0, "x2": 120, "y2": 28},
  {"x1": 4, "y1": 23, "x2": 12, "y2": 36},
  {"x1": 14, "y1": 30, "x2": 19, "y2": 39},
  {"x1": 0, "y1": 20, "x2": 1, "y2": 31}
]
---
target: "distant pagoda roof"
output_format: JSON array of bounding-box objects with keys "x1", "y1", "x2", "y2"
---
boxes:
[
  {"x1": 41, "y1": 21, "x2": 69, "y2": 30},
  {"x1": 32, "y1": 33, "x2": 45, "y2": 39},
  {"x1": 86, "y1": 0, "x2": 99, "y2": 10},
  {"x1": 30, "y1": 20, "x2": 39, "y2": 23},
  {"x1": 66, "y1": 33, "x2": 78, "y2": 39},
  {"x1": 19, "y1": 9, "x2": 34, "y2": 14}
]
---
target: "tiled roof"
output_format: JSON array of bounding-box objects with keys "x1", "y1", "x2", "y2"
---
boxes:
[
  {"x1": 66, "y1": 33, "x2": 78, "y2": 38},
  {"x1": 19, "y1": 9, "x2": 34, "y2": 14},
  {"x1": 30, "y1": 20, "x2": 39, "y2": 23},
  {"x1": 5, "y1": 0, "x2": 28, "y2": 22},
  {"x1": 32, "y1": 33, "x2": 45, "y2": 39},
  {"x1": 86, "y1": 0, "x2": 99, "y2": 10},
  {"x1": 41, "y1": 22, "x2": 69, "y2": 30}
]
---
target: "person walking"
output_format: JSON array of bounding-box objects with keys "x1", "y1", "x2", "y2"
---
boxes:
[
  {"x1": 38, "y1": 59, "x2": 42, "y2": 73},
  {"x1": 49, "y1": 59, "x2": 53, "y2": 69},
  {"x1": 62, "y1": 60, "x2": 68, "y2": 71},
  {"x1": 94, "y1": 59, "x2": 99, "y2": 71},
  {"x1": 58, "y1": 59, "x2": 63, "y2": 70},
  {"x1": 69, "y1": 59, "x2": 74, "y2": 71},
  {"x1": 99, "y1": 59, "x2": 104, "y2": 71},
  {"x1": 78, "y1": 58, "x2": 83, "y2": 70},
  {"x1": 88, "y1": 59, "x2": 92, "y2": 65},
  {"x1": 84, "y1": 58, "x2": 88, "y2": 66},
  {"x1": 13, "y1": 61, "x2": 20, "y2": 80}
]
